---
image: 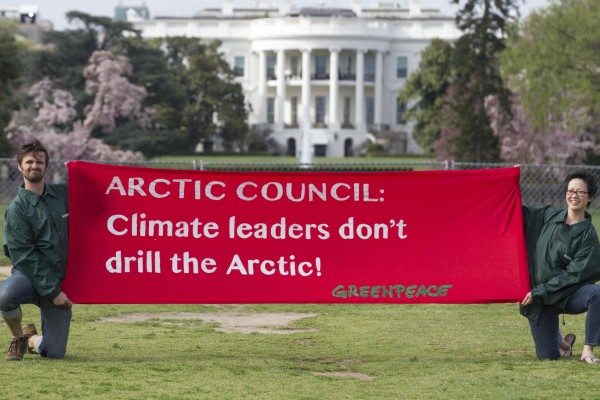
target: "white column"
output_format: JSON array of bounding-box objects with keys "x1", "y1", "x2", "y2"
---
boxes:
[
  {"x1": 355, "y1": 49, "x2": 365, "y2": 131},
  {"x1": 374, "y1": 50, "x2": 383, "y2": 126},
  {"x1": 275, "y1": 49, "x2": 286, "y2": 131},
  {"x1": 257, "y1": 50, "x2": 267, "y2": 123},
  {"x1": 300, "y1": 49, "x2": 313, "y2": 165},
  {"x1": 329, "y1": 48, "x2": 340, "y2": 129}
]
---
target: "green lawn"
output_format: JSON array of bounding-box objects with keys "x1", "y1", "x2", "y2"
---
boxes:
[{"x1": 1, "y1": 302, "x2": 598, "y2": 399}]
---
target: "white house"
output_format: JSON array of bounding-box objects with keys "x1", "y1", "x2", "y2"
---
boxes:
[{"x1": 129, "y1": 1, "x2": 460, "y2": 158}]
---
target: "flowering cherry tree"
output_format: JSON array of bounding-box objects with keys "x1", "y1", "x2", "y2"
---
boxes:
[
  {"x1": 484, "y1": 93, "x2": 599, "y2": 165},
  {"x1": 82, "y1": 51, "x2": 149, "y2": 134},
  {"x1": 8, "y1": 50, "x2": 148, "y2": 161}
]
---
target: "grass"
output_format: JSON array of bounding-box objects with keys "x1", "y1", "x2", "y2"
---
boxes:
[{"x1": 1, "y1": 302, "x2": 600, "y2": 399}]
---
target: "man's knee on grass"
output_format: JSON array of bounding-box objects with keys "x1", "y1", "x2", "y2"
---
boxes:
[{"x1": 35, "y1": 336, "x2": 67, "y2": 359}]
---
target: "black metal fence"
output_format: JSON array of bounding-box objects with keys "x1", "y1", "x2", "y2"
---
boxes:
[{"x1": 1, "y1": 158, "x2": 599, "y2": 211}]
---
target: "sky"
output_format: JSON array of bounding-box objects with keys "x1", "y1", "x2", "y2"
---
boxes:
[{"x1": 0, "y1": 0, "x2": 552, "y2": 31}]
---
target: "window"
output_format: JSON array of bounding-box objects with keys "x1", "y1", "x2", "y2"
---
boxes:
[
  {"x1": 314, "y1": 144, "x2": 327, "y2": 157},
  {"x1": 344, "y1": 138, "x2": 354, "y2": 157},
  {"x1": 396, "y1": 99, "x2": 406, "y2": 124},
  {"x1": 287, "y1": 138, "x2": 296, "y2": 156},
  {"x1": 340, "y1": 55, "x2": 354, "y2": 80},
  {"x1": 315, "y1": 55, "x2": 327, "y2": 79},
  {"x1": 364, "y1": 55, "x2": 375, "y2": 82},
  {"x1": 290, "y1": 56, "x2": 300, "y2": 77},
  {"x1": 315, "y1": 96, "x2": 326, "y2": 124},
  {"x1": 233, "y1": 56, "x2": 245, "y2": 77},
  {"x1": 267, "y1": 97, "x2": 275, "y2": 123},
  {"x1": 267, "y1": 55, "x2": 276, "y2": 80},
  {"x1": 291, "y1": 97, "x2": 298, "y2": 126},
  {"x1": 397, "y1": 56, "x2": 408, "y2": 78},
  {"x1": 343, "y1": 96, "x2": 351, "y2": 124},
  {"x1": 366, "y1": 97, "x2": 374, "y2": 125}
]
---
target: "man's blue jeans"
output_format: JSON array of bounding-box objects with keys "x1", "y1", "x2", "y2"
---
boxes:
[
  {"x1": 528, "y1": 283, "x2": 600, "y2": 360},
  {"x1": 0, "y1": 269, "x2": 71, "y2": 358}
]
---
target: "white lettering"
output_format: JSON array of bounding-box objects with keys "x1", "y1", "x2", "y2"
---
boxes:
[
  {"x1": 237, "y1": 181, "x2": 258, "y2": 201},
  {"x1": 107, "y1": 214, "x2": 128, "y2": 236},
  {"x1": 148, "y1": 178, "x2": 171, "y2": 198},
  {"x1": 105, "y1": 176, "x2": 127, "y2": 196}
]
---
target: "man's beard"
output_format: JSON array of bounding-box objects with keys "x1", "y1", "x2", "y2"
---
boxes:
[{"x1": 23, "y1": 170, "x2": 44, "y2": 183}]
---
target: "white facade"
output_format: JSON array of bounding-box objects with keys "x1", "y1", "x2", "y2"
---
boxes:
[{"x1": 131, "y1": 1, "x2": 460, "y2": 157}]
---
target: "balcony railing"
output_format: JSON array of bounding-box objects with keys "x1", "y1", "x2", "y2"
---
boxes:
[
  {"x1": 265, "y1": 71, "x2": 378, "y2": 82},
  {"x1": 311, "y1": 72, "x2": 330, "y2": 80}
]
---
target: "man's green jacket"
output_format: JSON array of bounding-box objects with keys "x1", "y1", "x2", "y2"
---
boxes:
[
  {"x1": 3, "y1": 183, "x2": 68, "y2": 299},
  {"x1": 520, "y1": 205, "x2": 600, "y2": 321}
]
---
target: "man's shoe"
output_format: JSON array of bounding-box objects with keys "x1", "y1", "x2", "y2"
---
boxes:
[
  {"x1": 21, "y1": 323, "x2": 37, "y2": 354},
  {"x1": 5, "y1": 337, "x2": 27, "y2": 361}
]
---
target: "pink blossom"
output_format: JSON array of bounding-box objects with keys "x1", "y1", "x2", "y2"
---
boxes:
[
  {"x1": 8, "y1": 51, "x2": 149, "y2": 162},
  {"x1": 484, "y1": 93, "x2": 599, "y2": 165},
  {"x1": 83, "y1": 50, "x2": 147, "y2": 133}
]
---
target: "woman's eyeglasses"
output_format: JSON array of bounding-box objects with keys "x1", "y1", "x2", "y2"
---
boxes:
[{"x1": 566, "y1": 189, "x2": 589, "y2": 197}]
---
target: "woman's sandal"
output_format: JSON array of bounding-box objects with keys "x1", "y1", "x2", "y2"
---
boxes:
[
  {"x1": 580, "y1": 355, "x2": 600, "y2": 365},
  {"x1": 560, "y1": 333, "x2": 576, "y2": 357}
]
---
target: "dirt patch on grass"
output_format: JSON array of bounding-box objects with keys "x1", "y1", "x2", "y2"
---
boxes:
[
  {"x1": 99, "y1": 312, "x2": 318, "y2": 334},
  {"x1": 313, "y1": 371, "x2": 375, "y2": 381}
]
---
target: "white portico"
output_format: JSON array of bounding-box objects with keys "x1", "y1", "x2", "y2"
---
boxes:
[{"x1": 131, "y1": 1, "x2": 460, "y2": 157}]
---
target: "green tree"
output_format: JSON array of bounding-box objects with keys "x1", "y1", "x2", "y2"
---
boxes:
[
  {"x1": 100, "y1": 36, "x2": 189, "y2": 156},
  {"x1": 502, "y1": 0, "x2": 600, "y2": 132},
  {"x1": 117, "y1": 37, "x2": 185, "y2": 128},
  {"x1": 26, "y1": 12, "x2": 139, "y2": 99},
  {"x1": 65, "y1": 11, "x2": 139, "y2": 50},
  {"x1": 0, "y1": 21, "x2": 21, "y2": 155},
  {"x1": 399, "y1": 39, "x2": 453, "y2": 153},
  {"x1": 22, "y1": 12, "x2": 189, "y2": 157},
  {"x1": 17, "y1": 12, "x2": 249, "y2": 156},
  {"x1": 164, "y1": 37, "x2": 249, "y2": 151},
  {"x1": 27, "y1": 29, "x2": 96, "y2": 101},
  {"x1": 443, "y1": 0, "x2": 518, "y2": 161}
]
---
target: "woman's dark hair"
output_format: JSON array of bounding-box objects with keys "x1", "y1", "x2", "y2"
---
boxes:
[{"x1": 563, "y1": 170, "x2": 598, "y2": 207}]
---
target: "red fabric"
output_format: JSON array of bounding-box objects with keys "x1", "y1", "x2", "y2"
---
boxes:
[{"x1": 62, "y1": 162, "x2": 530, "y2": 304}]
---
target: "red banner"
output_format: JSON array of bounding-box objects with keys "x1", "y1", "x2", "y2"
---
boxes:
[{"x1": 62, "y1": 162, "x2": 529, "y2": 304}]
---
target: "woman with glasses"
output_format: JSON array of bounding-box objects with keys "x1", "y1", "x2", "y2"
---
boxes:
[{"x1": 520, "y1": 170, "x2": 600, "y2": 364}]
